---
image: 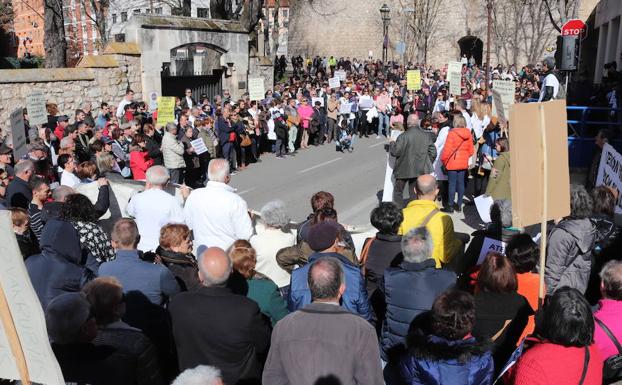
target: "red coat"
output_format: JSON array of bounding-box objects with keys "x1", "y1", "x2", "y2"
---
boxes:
[
  {"x1": 440, "y1": 127, "x2": 474, "y2": 171},
  {"x1": 129, "y1": 150, "x2": 153, "y2": 180},
  {"x1": 505, "y1": 341, "x2": 602, "y2": 385}
]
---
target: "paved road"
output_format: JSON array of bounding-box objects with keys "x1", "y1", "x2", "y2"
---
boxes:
[{"x1": 230, "y1": 136, "x2": 481, "y2": 236}]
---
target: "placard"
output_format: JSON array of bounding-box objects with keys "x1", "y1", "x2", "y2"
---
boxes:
[
  {"x1": 248, "y1": 77, "x2": 266, "y2": 101},
  {"x1": 339, "y1": 102, "x2": 352, "y2": 115},
  {"x1": 25, "y1": 91, "x2": 47, "y2": 126},
  {"x1": 0, "y1": 211, "x2": 65, "y2": 385},
  {"x1": 447, "y1": 61, "x2": 463, "y2": 96},
  {"x1": 477, "y1": 237, "x2": 507, "y2": 265},
  {"x1": 328, "y1": 77, "x2": 341, "y2": 89},
  {"x1": 492, "y1": 90, "x2": 506, "y2": 122},
  {"x1": 407, "y1": 70, "x2": 421, "y2": 91},
  {"x1": 359, "y1": 96, "x2": 374, "y2": 109},
  {"x1": 156, "y1": 96, "x2": 175, "y2": 125},
  {"x1": 382, "y1": 130, "x2": 404, "y2": 202},
  {"x1": 509, "y1": 100, "x2": 570, "y2": 227},
  {"x1": 475, "y1": 194, "x2": 494, "y2": 223},
  {"x1": 311, "y1": 97, "x2": 324, "y2": 107},
  {"x1": 9, "y1": 108, "x2": 27, "y2": 160},
  {"x1": 335, "y1": 70, "x2": 347, "y2": 81},
  {"x1": 190, "y1": 138, "x2": 208, "y2": 155},
  {"x1": 596, "y1": 143, "x2": 622, "y2": 216},
  {"x1": 492, "y1": 80, "x2": 515, "y2": 122}
]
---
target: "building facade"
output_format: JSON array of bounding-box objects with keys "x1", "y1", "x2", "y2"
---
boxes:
[
  {"x1": 11, "y1": 0, "x2": 45, "y2": 57},
  {"x1": 263, "y1": 0, "x2": 289, "y2": 57},
  {"x1": 593, "y1": 0, "x2": 622, "y2": 82}
]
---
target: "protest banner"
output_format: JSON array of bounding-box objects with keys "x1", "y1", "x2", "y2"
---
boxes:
[
  {"x1": 492, "y1": 80, "x2": 515, "y2": 122},
  {"x1": 596, "y1": 143, "x2": 622, "y2": 219},
  {"x1": 328, "y1": 77, "x2": 340, "y2": 89},
  {"x1": 382, "y1": 130, "x2": 403, "y2": 202},
  {"x1": 477, "y1": 237, "x2": 506, "y2": 265},
  {"x1": 447, "y1": 61, "x2": 462, "y2": 96},
  {"x1": 10, "y1": 108, "x2": 27, "y2": 160},
  {"x1": 148, "y1": 91, "x2": 158, "y2": 111},
  {"x1": 339, "y1": 102, "x2": 352, "y2": 115},
  {"x1": 406, "y1": 70, "x2": 421, "y2": 91},
  {"x1": 248, "y1": 77, "x2": 266, "y2": 101},
  {"x1": 335, "y1": 70, "x2": 347, "y2": 81},
  {"x1": 311, "y1": 97, "x2": 324, "y2": 107},
  {"x1": 509, "y1": 100, "x2": 570, "y2": 303},
  {"x1": 359, "y1": 95, "x2": 374, "y2": 109},
  {"x1": 190, "y1": 138, "x2": 208, "y2": 155},
  {"x1": 0, "y1": 211, "x2": 65, "y2": 385},
  {"x1": 25, "y1": 91, "x2": 47, "y2": 126},
  {"x1": 156, "y1": 97, "x2": 175, "y2": 125}
]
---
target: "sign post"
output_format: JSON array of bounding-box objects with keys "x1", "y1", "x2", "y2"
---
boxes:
[{"x1": 561, "y1": 19, "x2": 586, "y2": 37}]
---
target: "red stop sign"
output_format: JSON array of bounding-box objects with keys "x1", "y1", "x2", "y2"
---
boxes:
[{"x1": 562, "y1": 19, "x2": 586, "y2": 36}]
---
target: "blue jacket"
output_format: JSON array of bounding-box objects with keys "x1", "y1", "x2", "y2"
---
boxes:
[
  {"x1": 216, "y1": 116, "x2": 233, "y2": 145},
  {"x1": 288, "y1": 252, "x2": 372, "y2": 321},
  {"x1": 26, "y1": 219, "x2": 96, "y2": 310},
  {"x1": 381, "y1": 259, "x2": 456, "y2": 360},
  {"x1": 399, "y1": 334, "x2": 494, "y2": 385},
  {"x1": 99, "y1": 250, "x2": 180, "y2": 305}
]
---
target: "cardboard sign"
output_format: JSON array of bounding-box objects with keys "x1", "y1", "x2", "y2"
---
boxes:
[
  {"x1": 596, "y1": 143, "x2": 622, "y2": 216},
  {"x1": 477, "y1": 237, "x2": 507, "y2": 265},
  {"x1": 492, "y1": 80, "x2": 515, "y2": 122},
  {"x1": 248, "y1": 77, "x2": 266, "y2": 101},
  {"x1": 328, "y1": 77, "x2": 341, "y2": 89},
  {"x1": 359, "y1": 96, "x2": 374, "y2": 109},
  {"x1": 407, "y1": 70, "x2": 421, "y2": 91},
  {"x1": 156, "y1": 96, "x2": 176, "y2": 125},
  {"x1": 509, "y1": 100, "x2": 570, "y2": 227},
  {"x1": 447, "y1": 61, "x2": 463, "y2": 96},
  {"x1": 339, "y1": 102, "x2": 352, "y2": 115},
  {"x1": 25, "y1": 91, "x2": 47, "y2": 126},
  {"x1": 0, "y1": 211, "x2": 65, "y2": 384},
  {"x1": 311, "y1": 97, "x2": 324, "y2": 107},
  {"x1": 335, "y1": 70, "x2": 347, "y2": 81},
  {"x1": 190, "y1": 138, "x2": 208, "y2": 155},
  {"x1": 9, "y1": 108, "x2": 27, "y2": 160}
]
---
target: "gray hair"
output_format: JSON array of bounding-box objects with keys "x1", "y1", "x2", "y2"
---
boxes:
[
  {"x1": 165, "y1": 122, "x2": 178, "y2": 132},
  {"x1": 171, "y1": 365, "x2": 223, "y2": 385},
  {"x1": 96, "y1": 153, "x2": 115, "y2": 174},
  {"x1": 59, "y1": 136, "x2": 74, "y2": 149},
  {"x1": 601, "y1": 261, "x2": 622, "y2": 300},
  {"x1": 570, "y1": 184, "x2": 593, "y2": 219},
  {"x1": 401, "y1": 226, "x2": 433, "y2": 263},
  {"x1": 52, "y1": 185, "x2": 74, "y2": 202},
  {"x1": 14, "y1": 160, "x2": 34, "y2": 175},
  {"x1": 491, "y1": 199, "x2": 513, "y2": 228},
  {"x1": 198, "y1": 249, "x2": 232, "y2": 287},
  {"x1": 406, "y1": 113, "x2": 420, "y2": 129},
  {"x1": 145, "y1": 165, "x2": 170, "y2": 186},
  {"x1": 207, "y1": 158, "x2": 230, "y2": 183},
  {"x1": 308, "y1": 257, "x2": 344, "y2": 301},
  {"x1": 260, "y1": 200, "x2": 290, "y2": 229},
  {"x1": 542, "y1": 56, "x2": 555, "y2": 69}
]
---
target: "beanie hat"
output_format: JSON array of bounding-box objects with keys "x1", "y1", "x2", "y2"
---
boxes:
[{"x1": 307, "y1": 221, "x2": 340, "y2": 252}]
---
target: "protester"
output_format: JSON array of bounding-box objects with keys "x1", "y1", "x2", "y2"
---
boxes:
[
  {"x1": 10, "y1": 207, "x2": 40, "y2": 259},
  {"x1": 485, "y1": 137, "x2": 511, "y2": 200},
  {"x1": 6, "y1": 159, "x2": 35, "y2": 209},
  {"x1": 593, "y1": 260, "x2": 622, "y2": 380},
  {"x1": 129, "y1": 133, "x2": 154, "y2": 180},
  {"x1": 183, "y1": 158, "x2": 253, "y2": 250},
  {"x1": 154, "y1": 223, "x2": 201, "y2": 292},
  {"x1": 28, "y1": 177, "x2": 50, "y2": 240},
  {"x1": 169, "y1": 247, "x2": 271, "y2": 385},
  {"x1": 440, "y1": 114, "x2": 475, "y2": 213},
  {"x1": 228, "y1": 239, "x2": 289, "y2": 325},
  {"x1": 399, "y1": 290, "x2": 494, "y2": 385},
  {"x1": 126, "y1": 165, "x2": 186, "y2": 252},
  {"x1": 99, "y1": 218, "x2": 180, "y2": 305},
  {"x1": 263, "y1": 256, "x2": 383, "y2": 385},
  {"x1": 162, "y1": 122, "x2": 186, "y2": 184},
  {"x1": 172, "y1": 366, "x2": 224, "y2": 385}
]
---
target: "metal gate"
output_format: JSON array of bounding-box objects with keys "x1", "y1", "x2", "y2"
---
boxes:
[{"x1": 161, "y1": 67, "x2": 223, "y2": 102}]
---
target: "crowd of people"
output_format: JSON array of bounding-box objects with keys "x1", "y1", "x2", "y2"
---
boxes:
[{"x1": 2, "y1": 52, "x2": 621, "y2": 385}]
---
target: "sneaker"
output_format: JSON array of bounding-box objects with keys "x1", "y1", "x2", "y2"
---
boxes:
[
  {"x1": 230, "y1": 171, "x2": 238, "y2": 176},
  {"x1": 441, "y1": 206, "x2": 454, "y2": 213},
  {"x1": 376, "y1": 135, "x2": 381, "y2": 139}
]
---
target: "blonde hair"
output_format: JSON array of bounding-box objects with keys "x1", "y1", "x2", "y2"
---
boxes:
[
  {"x1": 453, "y1": 114, "x2": 467, "y2": 128},
  {"x1": 471, "y1": 98, "x2": 491, "y2": 120},
  {"x1": 227, "y1": 240, "x2": 257, "y2": 279}
]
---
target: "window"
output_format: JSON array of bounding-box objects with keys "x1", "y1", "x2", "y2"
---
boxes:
[
  {"x1": 133, "y1": 9, "x2": 140, "y2": 14},
  {"x1": 145, "y1": 8, "x2": 151, "y2": 13},
  {"x1": 155, "y1": 7, "x2": 162, "y2": 14},
  {"x1": 282, "y1": 9, "x2": 288, "y2": 18},
  {"x1": 121, "y1": 12, "x2": 127, "y2": 22},
  {"x1": 112, "y1": 13, "x2": 117, "y2": 23},
  {"x1": 197, "y1": 7, "x2": 209, "y2": 18}
]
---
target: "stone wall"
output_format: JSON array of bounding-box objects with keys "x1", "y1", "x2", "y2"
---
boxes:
[{"x1": 0, "y1": 53, "x2": 141, "y2": 128}]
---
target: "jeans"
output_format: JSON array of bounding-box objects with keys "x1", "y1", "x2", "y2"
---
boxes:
[
  {"x1": 393, "y1": 177, "x2": 416, "y2": 209},
  {"x1": 448, "y1": 169, "x2": 466, "y2": 207},
  {"x1": 168, "y1": 168, "x2": 185, "y2": 184},
  {"x1": 377, "y1": 112, "x2": 389, "y2": 136},
  {"x1": 327, "y1": 118, "x2": 337, "y2": 142},
  {"x1": 222, "y1": 142, "x2": 235, "y2": 170},
  {"x1": 288, "y1": 125, "x2": 298, "y2": 152},
  {"x1": 275, "y1": 138, "x2": 285, "y2": 157}
]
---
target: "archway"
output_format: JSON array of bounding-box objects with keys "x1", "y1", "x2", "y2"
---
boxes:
[{"x1": 458, "y1": 36, "x2": 484, "y2": 66}]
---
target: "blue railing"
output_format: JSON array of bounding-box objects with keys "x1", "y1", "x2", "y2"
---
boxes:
[{"x1": 564, "y1": 106, "x2": 620, "y2": 168}]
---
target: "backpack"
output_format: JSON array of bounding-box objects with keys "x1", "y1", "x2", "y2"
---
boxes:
[{"x1": 595, "y1": 318, "x2": 622, "y2": 384}]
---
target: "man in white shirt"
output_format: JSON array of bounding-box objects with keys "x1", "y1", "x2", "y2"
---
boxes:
[
  {"x1": 58, "y1": 154, "x2": 81, "y2": 188},
  {"x1": 126, "y1": 165, "x2": 187, "y2": 252},
  {"x1": 455, "y1": 99, "x2": 473, "y2": 130},
  {"x1": 116, "y1": 89, "x2": 134, "y2": 118},
  {"x1": 183, "y1": 158, "x2": 253, "y2": 250},
  {"x1": 538, "y1": 57, "x2": 560, "y2": 102}
]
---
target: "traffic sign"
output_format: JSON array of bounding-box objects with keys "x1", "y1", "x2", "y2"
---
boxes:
[{"x1": 561, "y1": 19, "x2": 586, "y2": 37}]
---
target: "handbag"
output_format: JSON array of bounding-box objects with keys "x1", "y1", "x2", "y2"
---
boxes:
[
  {"x1": 595, "y1": 318, "x2": 622, "y2": 383},
  {"x1": 441, "y1": 138, "x2": 467, "y2": 174},
  {"x1": 240, "y1": 134, "x2": 252, "y2": 147},
  {"x1": 228, "y1": 132, "x2": 236, "y2": 142}
]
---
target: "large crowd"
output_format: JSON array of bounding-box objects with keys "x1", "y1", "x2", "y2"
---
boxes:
[{"x1": 1, "y1": 53, "x2": 621, "y2": 385}]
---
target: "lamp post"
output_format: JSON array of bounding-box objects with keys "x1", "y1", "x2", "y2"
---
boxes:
[
  {"x1": 485, "y1": 0, "x2": 493, "y2": 96},
  {"x1": 380, "y1": 4, "x2": 391, "y2": 63}
]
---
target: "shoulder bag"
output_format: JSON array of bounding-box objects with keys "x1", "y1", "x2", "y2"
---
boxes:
[{"x1": 595, "y1": 318, "x2": 622, "y2": 383}]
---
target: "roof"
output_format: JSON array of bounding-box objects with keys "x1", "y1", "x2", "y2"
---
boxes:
[
  {"x1": 76, "y1": 55, "x2": 119, "y2": 68},
  {"x1": 265, "y1": 0, "x2": 289, "y2": 7},
  {"x1": 102, "y1": 42, "x2": 141, "y2": 55},
  {"x1": 131, "y1": 15, "x2": 248, "y2": 33}
]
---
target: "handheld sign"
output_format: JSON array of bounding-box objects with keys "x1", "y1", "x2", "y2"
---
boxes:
[
  {"x1": 190, "y1": 138, "x2": 208, "y2": 155},
  {"x1": 25, "y1": 91, "x2": 47, "y2": 126},
  {"x1": 248, "y1": 78, "x2": 266, "y2": 101},
  {"x1": 328, "y1": 77, "x2": 341, "y2": 89},
  {"x1": 335, "y1": 70, "x2": 347, "y2": 81},
  {"x1": 596, "y1": 143, "x2": 622, "y2": 219},
  {"x1": 407, "y1": 70, "x2": 421, "y2": 91},
  {"x1": 156, "y1": 97, "x2": 176, "y2": 125},
  {"x1": 9, "y1": 108, "x2": 27, "y2": 160},
  {"x1": 492, "y1": 80, "x2": 515, "y2": 123},
  {"x1": 447, "y1": 61, "x2": 462, "y2": 96}
]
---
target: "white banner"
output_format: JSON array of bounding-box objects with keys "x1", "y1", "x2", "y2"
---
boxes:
[
  {"x1": 26, "y1": 91, "x2": 47, "y2": 126},
  {"x1": 596, "y1": 143, "x2": 622, "y2": 216},
  {"x1": 328, "y1": 77, "x2": 341, "y2": 89},
  {"x1": 382, "y1": 130, "x2": 403, "y2": 202},
  {"x1": 492, "y1": 80, "x2": 515, "y2": 122},
  {"x1": 248, "y1": 77, "x2": 266, "y2": 101},
  {"x1": 447, "y1": 61, "x2": 463, "y2": 96},
  {"x1": 311, "y1": 97, "x2": 324, "y2": 107},
  {"x1": 335, "y1": 70, "x2": 347, "y2": 81},
  {"x1": 477, "y1": 237, "x2": 507, "y2": 265}
]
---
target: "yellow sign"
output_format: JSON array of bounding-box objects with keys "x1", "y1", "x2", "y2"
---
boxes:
[
  {"x1": 157, "y1": 96, "x2": 176, "y2": 125},
  {"x1": 407, "y1": 70, "x2": 421, "y2": 91}
]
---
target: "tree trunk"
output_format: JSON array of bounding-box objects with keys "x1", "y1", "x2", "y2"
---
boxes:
[
  {"x1": 44, "y1": 0, "x2": 66, "y2": 68},
  {"x1": 272, "y1": 0, "x2": 280, "y2": 56}
]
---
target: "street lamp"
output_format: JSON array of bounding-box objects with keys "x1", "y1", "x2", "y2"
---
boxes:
[{"x1": 380, "y1": 4, "x2": 390, "y2": 63}]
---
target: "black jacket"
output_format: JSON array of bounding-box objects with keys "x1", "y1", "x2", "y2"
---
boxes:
[
  {"x1": 145, "y1": 136, "x2": 163, "y2": 166},
  {"x1": 389, "y1": 125, "x2": 436, "y2": 179},
  {"x1": 6, "y1": 176, "x2": 32, "y2": 209},
  {"x1": 169, "y1": 286, "x2": 271, "y2": 385}
]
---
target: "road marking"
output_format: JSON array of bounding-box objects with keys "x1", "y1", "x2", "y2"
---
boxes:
[
  {"x1": 369, "y1": 141, "x2": 388, "y2": 148},
  {"x1": 237, "y1": 187, "x2": 256, "y2": 195},
  {"x1": 297, "y1": 157, "x2": 343, "y2": 174}
]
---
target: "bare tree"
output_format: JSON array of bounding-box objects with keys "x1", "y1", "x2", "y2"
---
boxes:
[
  {"x1": 403, "y1": 0, "x2": 442, "y2": 64},
  {"x1": 44, "y1": 0, "x2": 67, "y2": 67},
  {"x1": 271, "y1": 0, "x2": 280, "y2": 56},
  {"x1": 543, "y1": 0, "x2": 579, "y2": 31},
  {"x1": 79, "y1": 0, "x2": 109, "y2": 49}
]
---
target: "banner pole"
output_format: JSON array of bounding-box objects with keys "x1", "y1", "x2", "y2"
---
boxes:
[
  {"x1": 538, "y1": 103, "x2": 548, "y2": 309},
  {"x1": 0, "y1": 282, "x2": 31, "y2": 385}
]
